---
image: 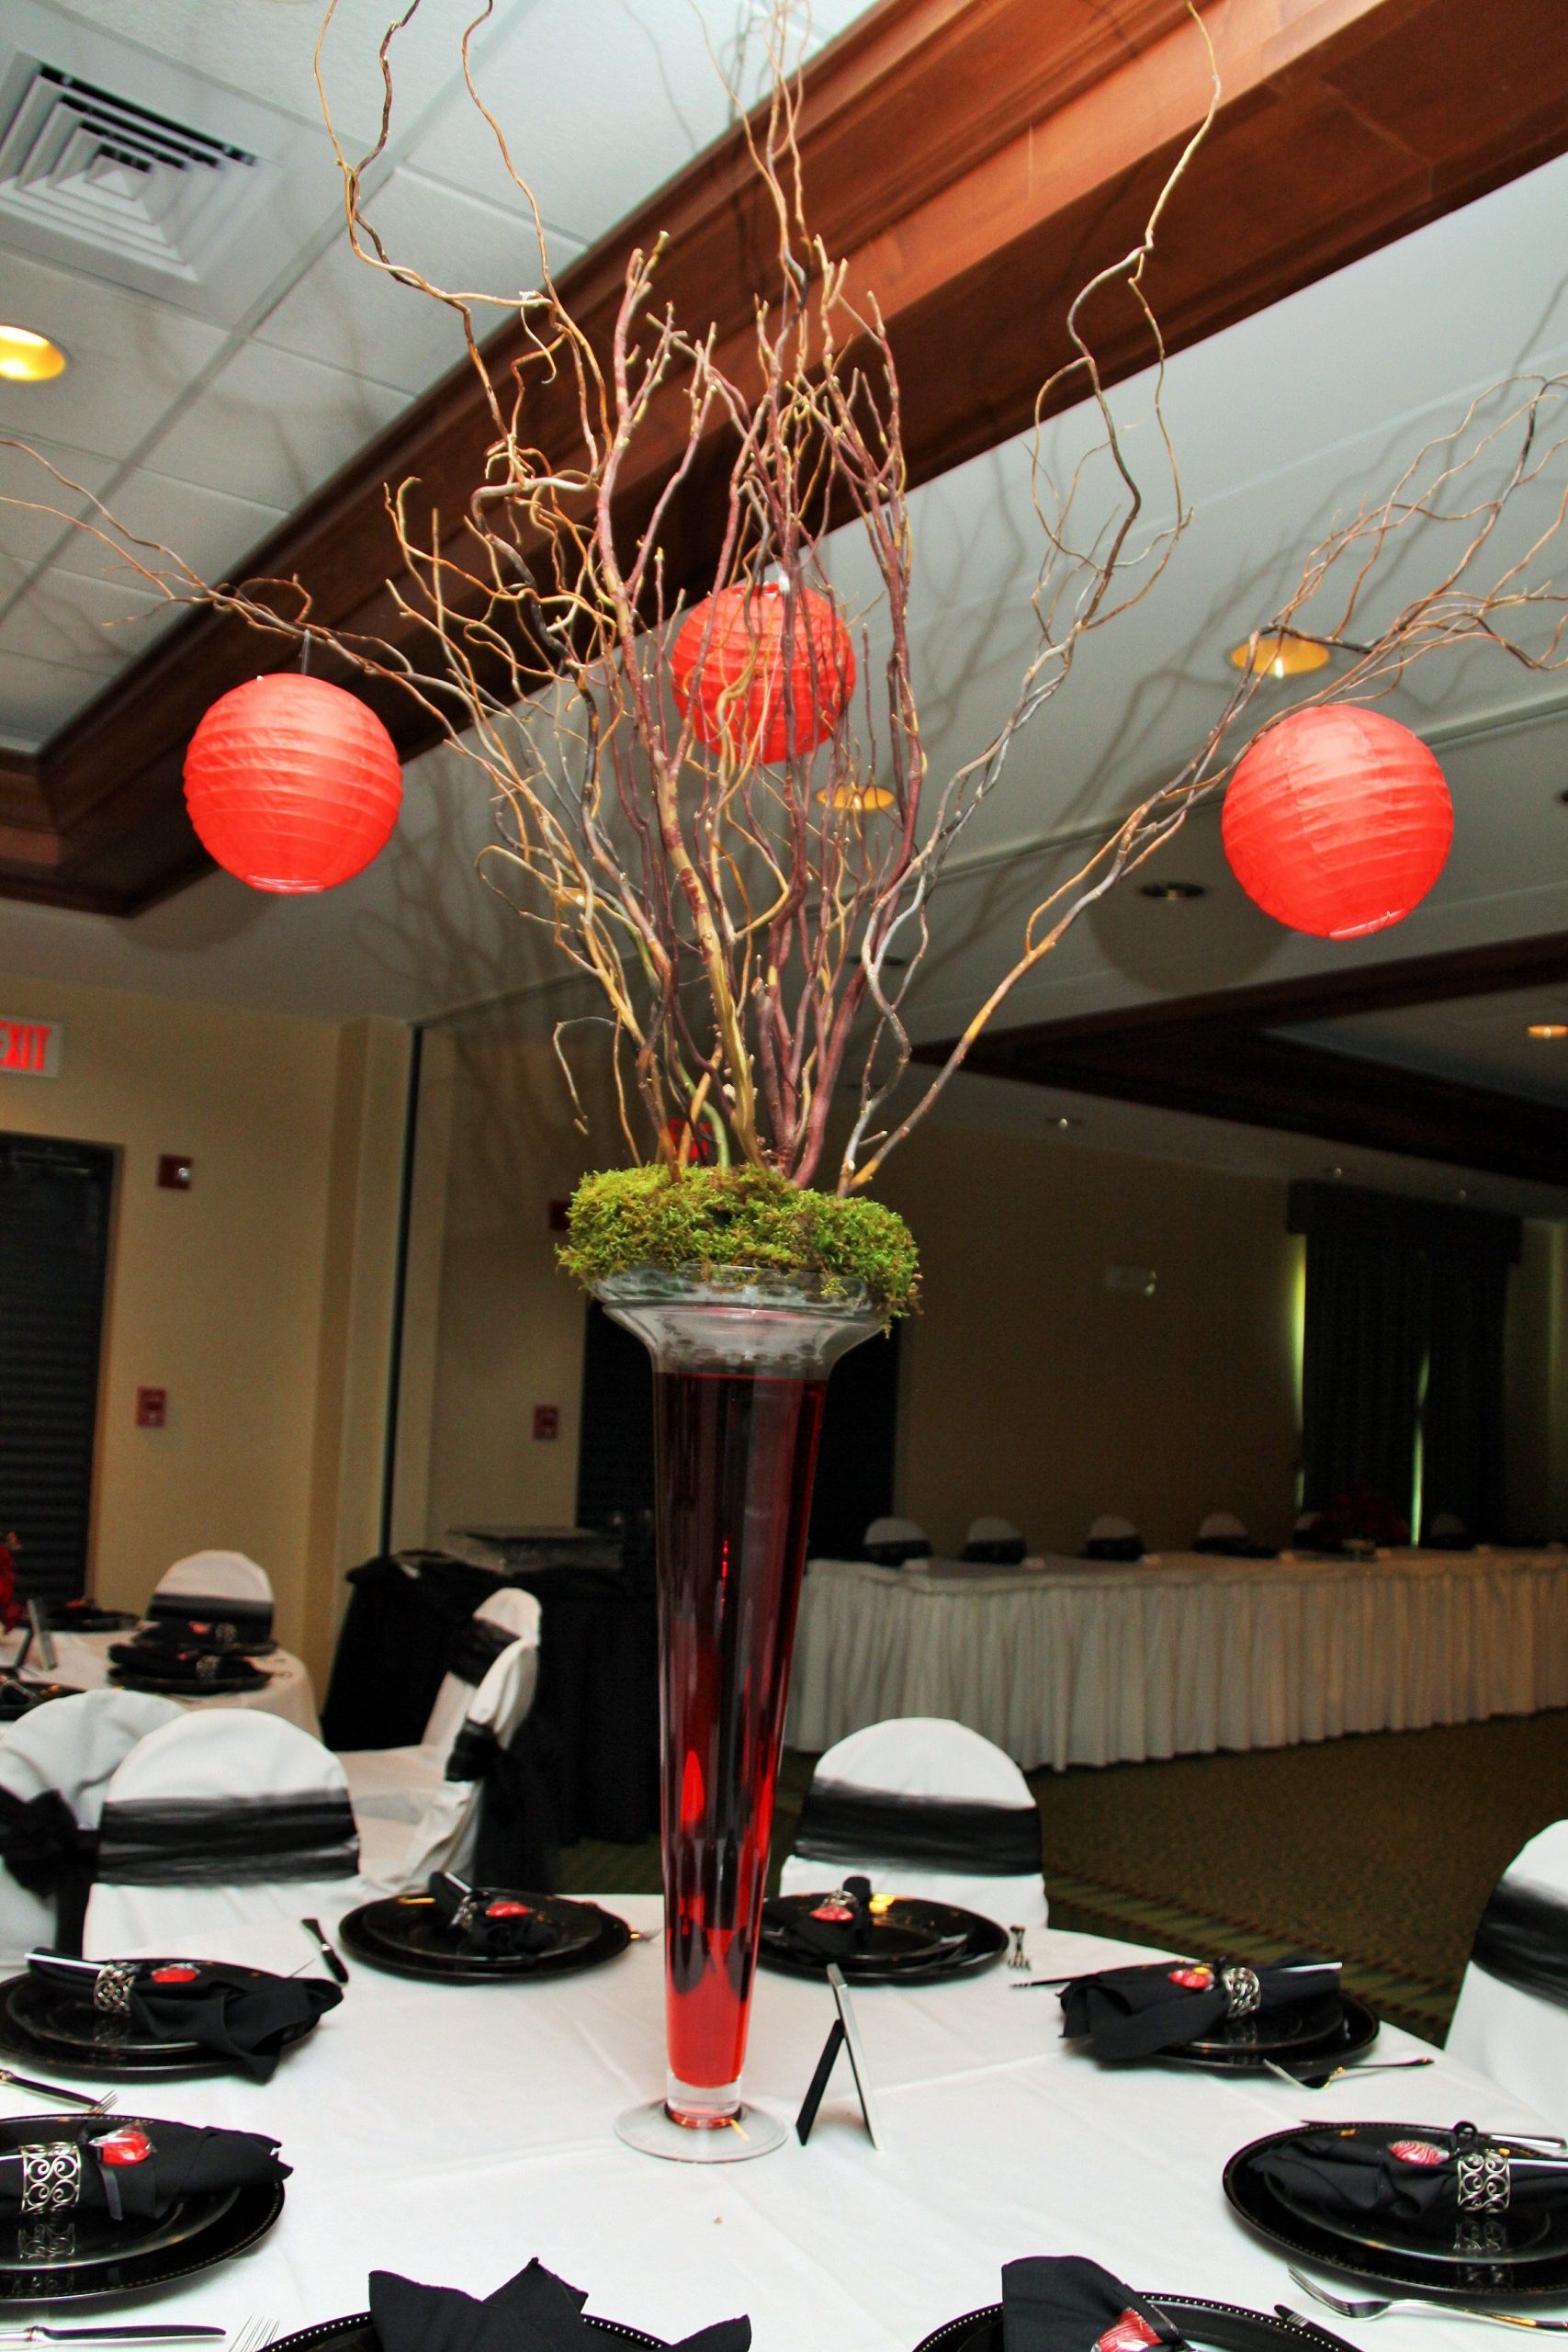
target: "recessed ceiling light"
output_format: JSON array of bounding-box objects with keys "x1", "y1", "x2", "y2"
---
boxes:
[
  {"x1": 1528, "y1": 1023, "x2": 1568, "y2": 1039},
  {"x1": 1228, "y1": 629, "x2": 1331, "y2": 680},
  {"x1": 1055, "y1": 1115, "x2": 1083, "y2": 1130},
  {"x1": 1139, "y1": 880, "x2": 1207, "y2": 901},
  {"x1": 0, "y1": 324, "x2": 67, "y2": 384},
  {"x1": 1325, "y1": 1164, "x2": 1346, "y2": 1179}
]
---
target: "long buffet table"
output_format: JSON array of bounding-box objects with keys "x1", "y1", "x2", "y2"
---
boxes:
[
  {"x1": 785, "y1": 1546, "x2": 1568, "y2": 1771},
  {"x1": 48, "y1": 1894, "x2": 1546, "y2": 2352}
]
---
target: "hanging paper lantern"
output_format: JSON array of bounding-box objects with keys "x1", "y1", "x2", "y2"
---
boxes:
[
  {"x1": 1221, "y1": 705, "x2": 1452, "y2": 939},
  {"x1": 183, "y1": 673, "x2": 402, "y2": 894},
  {"x1": 671, "y1": 582, "x2": 854, "y2": 763}
]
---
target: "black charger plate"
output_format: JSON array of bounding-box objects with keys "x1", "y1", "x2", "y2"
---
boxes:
[
  {"x1": 108, "y1": 1661, "x2": 268, "y2": 1696},
  {"x1": 0, "y1": 2113, "x2": 284, "y2": 2307},
  {"x1": 758, "y1": 1894, "x2": 1007, "y2": 1984},
  {"x1": 0, "y1": 1680, "x2": 81, "y2": 1720},
  {"x1": 1225, "y1": 2121, "x2": 1568, "y2": 2299},
  {"x1": 273, "y1": 2315, "x2": 662, "y2": 2352},
  {"x1": 914, "y1": 2290, "x2": 1358, "y2": 2352},
  {"x1": 1164, "y1": 1996, "x2": 1379, "y2": 2075},
  {"x1": 339, "y1": 1894, "x2": 632, "y2": 1982},
  {"x1": 0, "y1": 1967, "x2": 319, "y2": 2078}
]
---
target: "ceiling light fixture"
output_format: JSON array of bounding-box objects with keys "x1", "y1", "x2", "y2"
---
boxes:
[
  {"x1": 0, "y1": 324, "x2": 66, "y2": 383},
  {"x1": 1528, "y1": 1023, "x2": 1568, "y2": 1039},
  {"x1": 1228, "y1": 629, "x2": 1331, "y2": 681},
  {"x1": 1139, "y1": 880, "x2": 1207, "y2": 900},
  {"x1": 1055, "y1": 1115, "x2": 1083, "y2": 1130}
]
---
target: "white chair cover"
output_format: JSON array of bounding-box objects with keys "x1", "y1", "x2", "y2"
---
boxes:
[
  {"x1": 779, "y1": 1714, "x2": 1047, "y2": 1926},
  {"x1": 1447, "y1": 1820, "x2": 1568, "y2": 2131},
  {"x1": 147, "y1": 1551, "x2": 275, "y2": 1638},
  {"x1": 0, "y1": 1691, "x2": 180, "y2": 1958},
  {"x1": 863, "y1": 1517, "x2": 931, "y2": 1566},
  {"x1": 85, "y1": 1711, "x2": 369, "y2": 1955},
  {"x1": 355, "y1": 1633, "x2": 543, "y2": 1894},
  {"x1": 1197, "y1": 1512, "x2": 1248, "y2": 1543},
  {"x1": 340, "y1": 1586, "x2": 541, "y2": 1821}
]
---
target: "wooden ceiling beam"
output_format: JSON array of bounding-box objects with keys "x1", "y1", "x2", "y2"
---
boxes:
[{"x1": 7, "y1": 0, "x2": 1568, "y2": 913}]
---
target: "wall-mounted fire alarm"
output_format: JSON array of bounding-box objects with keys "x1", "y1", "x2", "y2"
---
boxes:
[
  {"x1": 136, "y1": 1387, "x2": 168, "y2": 1429},
  {"x1": 533, "y1": 1405, "x2": 560, "y2": 1442},
  {"x1": 157, "y1": 1156, "x2": 193, "y2": 1191}
]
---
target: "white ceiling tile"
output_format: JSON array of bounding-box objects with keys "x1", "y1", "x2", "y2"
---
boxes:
[
  {"x1": 0, "y1": 560, "x2": 174, "y2": 673},
  {"x1": 0, "y1": 644, "x2": 110, "y2": 739},
  {"x1": 136, "y1": 340, "x2": 409, "y2": 508},
  {"x1": 0, "y1": 249, "x2": 228, "y2": 459},
  {"x1": 0, "y1": 430, "x2": 116, "y2": 568},
  {"x1": 52, "y1": 469, "x2": 288, "y2": 595},
  {"x1": 253, "y1": 167, "x2": 584, "y2": 398}
]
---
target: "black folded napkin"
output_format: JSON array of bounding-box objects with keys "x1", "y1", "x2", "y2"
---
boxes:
[
  {"x1": 1060, "y1": 1954, "x2": 1342, "y2": 2060},
  {"x1": 1002, "y1": 2256, "x2": 1185, "y2": 2352},
  {"x1": 28, "y1": 1951, "x2": 340, "y2": 2081},
  {"x1": 107, "y1": 1635, "x2": 265, "y2": 1690},
  {"x1": 0, "y1": 2119, "x2": 285, "y2": 2226},
  {"x1": 765, "y1": 1876, "x2": 874, "y2": 1963},
  {"x1": 372, "y1": 2259, "x2": 748, "y2": 2352},
  {"x1": 1255, "y1": 2126, "x2": 1568, "y2": 2234},
  {"x1": 427, "y1": 1873, "x2": 558, "y2": 1958}
]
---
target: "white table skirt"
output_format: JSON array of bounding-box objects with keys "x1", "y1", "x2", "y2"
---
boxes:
[
  {"x1": 1, "y1": 1630, "x2": 320, "y2": 1736},
  {"x1": 785, "y1": 1547, "x2": 1568, "y2": 1771},
  {"x1": 64, "y1": 1895, "x2": 1543, "y2": 2352}
]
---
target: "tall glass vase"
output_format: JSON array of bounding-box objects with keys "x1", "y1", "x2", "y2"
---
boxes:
[{"x1": 596, "y1": 1266, "x2": 882, "y2": 2161}]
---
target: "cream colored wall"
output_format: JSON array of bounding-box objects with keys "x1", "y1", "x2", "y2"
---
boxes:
[
  {"x1": 874, "y1": 1122, "x2": 1303, "y2": 1555},
  {"x1": 0, "y1": 969, "x2": 409, "y2": 1689}
]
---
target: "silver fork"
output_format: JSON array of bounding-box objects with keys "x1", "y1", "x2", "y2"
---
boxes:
[
  {"x1": 1008, "y1": 1926, "x2": 1029, "y2": 1970},
  {"x1": 0, "y1": 2066, "x2": 115, "y2": 2114},
  {"x1": 1261, "y1": 2054, "x2": 1435, "y2": 2090},
  {"x1": 1287, "y1": 2267, "x2": 1568, "y2": 2332},
  {"x1": 229, "y1": 2318, "x2": 279, "y2": 2352}
]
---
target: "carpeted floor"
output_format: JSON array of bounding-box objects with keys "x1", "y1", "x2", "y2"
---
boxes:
[{"x1": 558, "y1": 1711, "x2": 1568, "y2": 2040}]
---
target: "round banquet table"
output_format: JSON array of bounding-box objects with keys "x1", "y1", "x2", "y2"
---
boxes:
[
  {"x1": 0, "y1": 1629, "x2": 320, "y2": 1736},
  {"x1": 34, "y1": 1892, "x2": 1551, "y2": 2352},
  {"x1": 788, "y1": 1546, "x2": 1568, "y2": 1771}
]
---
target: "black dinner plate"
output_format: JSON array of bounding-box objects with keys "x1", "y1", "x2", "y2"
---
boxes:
[
  {"x1": 272, "y1": 2314, "x2": 663, "y2": 2352},
  {"x1": 0, "y1": 1680, "x2": 82, "y2": 1719},
  {"x1": 1163, "y1": 1995, "x2": 1379, "y2": 2074},
  {"x1": 913, "y1": 2290, "x2": 1359, "y2": 2352},
  {"x1": 0, "y1": 2113, "x2": 284, "y2": 2307},
  {"x1": 758, "y1": 1894, "x2": 1008, "y2": 1984},
  {"x1": 108, "y1": 1661, "x2": 269, "y2": 1696},
  {"x1": 1225, "y1": 2121, "x2": 1568, "y2": 2299},
  {"x1": 0, "y1": 1967, "x2": 319, "y2": 2077},
  {"x1": 338, "y1": 1894, "x2": 632, "y2": 1982},
  {"x1": 57, "y1": 1606, "x2": 139, "y2": 1634}
]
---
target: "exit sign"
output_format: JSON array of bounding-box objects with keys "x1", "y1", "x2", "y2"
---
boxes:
[{"x1": 0, "y1": 1017, "x2": 61, "y2": 1078}]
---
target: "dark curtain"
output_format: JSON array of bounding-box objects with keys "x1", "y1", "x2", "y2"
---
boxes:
[
  {"x1": 1424, "y1": 1250, "x2": 1509, "y2": 1537},
  {"x1": 1291, "y1": 1182, "x2": 1519, "y2": 1541},
  {"x1": 1300, "y1": 1231, "x2": 1429, "y2": 1515}
]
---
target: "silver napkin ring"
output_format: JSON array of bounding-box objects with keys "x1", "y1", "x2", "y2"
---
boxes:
[
  {"x1": 451, "y1": 1894, "x2": 479, "y2": 1936},
  {"x1": 1222, "y1": 1964, "x2": 1262, "y2": 2018},
  {"x1": 1458, "y1": 2146, "x2": 1511, "y2": 2211},
  {"x1": 196, "y1": 1653, "x2": 221, "y2": 1682},
  {"x1": 20, "y1": 2143, "x2": 82, "y2": 2214},
  {"x1": 92, "y1": 1963, "x2": 136, "y2": 2017}
]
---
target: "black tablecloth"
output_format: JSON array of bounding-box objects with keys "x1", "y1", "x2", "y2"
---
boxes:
[{"x1": 323, "y1": 1551, "x2": 659, "y2": 1849}]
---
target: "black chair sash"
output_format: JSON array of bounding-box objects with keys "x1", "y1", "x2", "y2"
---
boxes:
[
  {"x1": 794, "y1": 1778, "x2": 1042, "y2": 1877},
  {"x1": 960, "y1": 1539, "x2": 1028, "y2": 1566},
  {"x1": 445, "y1": 1617, "x2": 515, "y2": 1690},
  {"x1": 446, "y1": 1721, "x2": 500, "y2": 1784},
  {"x1": 148, "y1": 1594, "x2": 274, "y2": 1641},
  {"x1": 0, "y1": 1787, "x2": 97, "y2": 1953},
  {"x1": 96, "y1": 1792, "x2": 358, "y2": 1885},
  {"x1": 1471, "y1": 1878, "x2": 1568, "y2": 2007}
]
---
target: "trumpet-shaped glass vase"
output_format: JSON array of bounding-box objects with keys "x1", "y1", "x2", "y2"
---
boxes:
[{"x1": 596, "y1": 1265, "x2": 881, "y2": 2162}]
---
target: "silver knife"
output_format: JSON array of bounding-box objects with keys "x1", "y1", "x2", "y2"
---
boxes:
[{"x1": 0, "y1": 2329, "x2": 228, "y2": 2341}]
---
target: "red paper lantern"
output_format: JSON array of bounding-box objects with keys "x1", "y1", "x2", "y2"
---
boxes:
[
  {"x1": 671, "y1": 582, "x2": 854, "y2": 763},
  {"x1": 1221, "y1": 705, "x2": 1452, "y2": 939},
  {"x1": 183, "y1": 673, "x2": 402, "y2": 894}
]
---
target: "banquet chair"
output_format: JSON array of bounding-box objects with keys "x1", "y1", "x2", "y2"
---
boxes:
[
  {"x1": 85, "y1": 1711, "x2": 369, "y2": 1955},
  {"x1": 1447, "y1": 1819, "x2": 1568, "y2": 2129},
  {"x1": 0, "y1": 1690, "x2": 180, "y2": 1958},
  {"x1": 1083, "y1": 1514, "x2": 1145, "y2": 1562},
  {"x1": 1192, "y1": 1512, "x2": 1276, "y2": 1559},
  {"x1": 862, "y1": 1517, "x2": 932, "y2": 1566},
  {"x1": 354, "y1": 1630, "x2": 547, "y2": 1895},
  {"x1": 961, "y1": 1516, "x2": 1027, "y2": 1564},
  {"x1": 146, "y1": 1550, "x2": 275, "y2": 1644},
  {"x1": 779, "y1": 1715, "x2": 1047, "y2": 1927},
  {"x1": 336, "y1": 1585, "x2": 541, "y2": 1823}
]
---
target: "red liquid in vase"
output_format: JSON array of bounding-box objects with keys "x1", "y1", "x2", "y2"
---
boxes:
[{"x1": 653, "y1": 1365, "x2": 826, "y2": 2114}]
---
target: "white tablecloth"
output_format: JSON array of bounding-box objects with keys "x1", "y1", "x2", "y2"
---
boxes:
[
  {"x1": 786, "y1": 1547, "x2": 1568, "y2": 1771},
  {"x1": 1, "y1": 1631, "x2": 320, "y2": 1737},
  {"x1": 53, "y1": 1895, "x2": 1547, "y2": 2352}
]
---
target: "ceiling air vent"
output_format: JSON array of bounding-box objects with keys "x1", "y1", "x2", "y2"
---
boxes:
[{"x1": 0, "y1": 60, "x2": 259, "y2": 283}]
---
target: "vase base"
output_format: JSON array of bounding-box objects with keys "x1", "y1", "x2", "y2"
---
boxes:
[{"x1": 615, "y1": 2098, "x2": 788, "y2": 2163}]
